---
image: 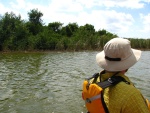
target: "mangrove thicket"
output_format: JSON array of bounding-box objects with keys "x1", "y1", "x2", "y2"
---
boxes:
[{"x1": 0, "y1": 9, "x2": 149, "y2": 51}]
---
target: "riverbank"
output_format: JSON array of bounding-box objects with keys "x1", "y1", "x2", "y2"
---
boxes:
[{"x1": 0, "y1": 48, "x2": 149, "y2": 54}]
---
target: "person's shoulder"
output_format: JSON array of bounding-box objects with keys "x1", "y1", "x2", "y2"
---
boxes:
[{"x1": 111, "y1": 81, "x2": 140, "y2": 97}]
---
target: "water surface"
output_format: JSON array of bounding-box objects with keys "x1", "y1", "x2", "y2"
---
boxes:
[{"x1": 0, "y1": 51, "x2": 149, "y2": 113}]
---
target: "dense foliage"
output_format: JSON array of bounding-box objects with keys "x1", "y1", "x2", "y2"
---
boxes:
[{"x1": 0, "y1": 9, "x2": 149, "y2": 51}]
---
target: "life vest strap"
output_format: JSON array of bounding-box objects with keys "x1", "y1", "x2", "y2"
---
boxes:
[
  {"x1": 97, "y1": 75, "x2": 130, "y2": 89},
  {"x1": 85, "y1": 94, "x2": 101, "y2": 104}
]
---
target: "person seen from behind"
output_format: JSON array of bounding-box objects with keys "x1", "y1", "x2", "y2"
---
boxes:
[{"x1": 95, "y1": 38, "x2": 150, "y2": 113}]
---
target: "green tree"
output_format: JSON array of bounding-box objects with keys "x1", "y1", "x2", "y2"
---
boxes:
[
  {"x1": 70, "y1": 24, "x2": 96, "y2": 50},
  {"x1": 0, "y1": 10, "x2": 149, "y2": 51},
  {"x1": 26, "y1": 8, "x2": 43, "y2": 35},
  {"x1": 0, "y1": 12, "x2": 29, "y2": 50},
  {"x1": 48, "y1": 22, "x2": 63, "y2": 34},
  {"x1": 97, "y1": 29, "x2": 107, "y2": 36},
  {"x1": 61, "y1": 22, "x2": 79, "y2": 37},
  {"x1": 28, "y1": 8, "x2": 43, "y2": 24},
  {"x1": 0, "y1": 12, "x2": 20, "y2": 42}
]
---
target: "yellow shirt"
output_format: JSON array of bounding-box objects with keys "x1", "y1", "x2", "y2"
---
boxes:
[{"x1": 100, "y1": 72, "x2": 150, "y2": 113}]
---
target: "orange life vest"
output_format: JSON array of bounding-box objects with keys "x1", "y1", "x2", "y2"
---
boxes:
[
  {"x1": 146, "y1": 99, "x2": 150, "y2": 111},
  {"x1": 82, "y1": 80, "x2": 106, "y2": 113},
  {"x1": 82, "y1": 72, "x2": 150, "y2": 113},
  {"x1": 82, "y1": 72, "x2": 127, "y2": 113}
]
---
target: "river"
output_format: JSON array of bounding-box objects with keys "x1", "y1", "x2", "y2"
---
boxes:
[{"x1": 0, "y1": 51, "x2": 149, "y2": 113}]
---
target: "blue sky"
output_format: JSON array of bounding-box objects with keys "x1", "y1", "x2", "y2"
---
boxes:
[{"x1": 0, "y1": 0, "x2": 150, "y2": 39}]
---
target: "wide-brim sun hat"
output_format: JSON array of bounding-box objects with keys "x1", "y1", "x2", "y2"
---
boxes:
[{"x1": 96, "y1": 37, "x2": 142, "y2": 72}]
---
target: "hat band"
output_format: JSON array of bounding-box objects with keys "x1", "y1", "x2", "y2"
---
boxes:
[{"x1": 105, "y1": 56, "x2": 121, "y2": 61}]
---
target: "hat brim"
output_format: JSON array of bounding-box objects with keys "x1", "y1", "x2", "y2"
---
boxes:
[{"x1": 96, "y1": 49, "x2": 141, "y2": 72}]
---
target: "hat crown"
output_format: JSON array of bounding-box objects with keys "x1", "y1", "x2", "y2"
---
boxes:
[
  {"x1": 104, "y1": 38, "x2": 132, "y2": 60},
  {"x1": 96, "y1": 37, "x2": 141, "y2": 71}
]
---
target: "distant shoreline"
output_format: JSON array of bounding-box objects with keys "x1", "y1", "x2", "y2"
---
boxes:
[{"x1": 0, "y1": 48, "x2": 149, "y2": 54}]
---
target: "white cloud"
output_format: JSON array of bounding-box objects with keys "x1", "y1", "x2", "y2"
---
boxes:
[
  {"x1": 89, "y1": 10, "x2": 134, "y2": 33},
  {"x1": 47, "y1": 0, "x2": 83, "y2": 13},
  {"x1": 0, "y1": 0, "x2": 150, "y2": 38},
  {"x1": 142, "y1": 0, "x2": 150, "y2": 2},
  {"x1": 113, "y1": 0, "x2": 144, "y2": 9},
  {"x1": 75, "y1": 0, "x2": 145, "y2": 9},
  {"x1": 10, "y1": 0, "x2": 26, "y2": 9},
  {"x1": 140, "y1": 13, "x2": 150, "y2": 32},
  {"x1": 78, "y1": 0, "x2": 145, "y2": 9},
  {"x1": 0, "y1": 3, "x2": 11, "y2": 14},
  {"x1": 76, "y1": 0, "x2": 98, "y2": 8}
]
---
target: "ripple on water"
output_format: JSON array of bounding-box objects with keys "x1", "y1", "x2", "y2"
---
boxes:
[
  {"x1": 0, "y1": 89, "x2": 14, "y2": 101},
  {"x1": 0, "y1": 51, "x2": 149, "y2": 113}
]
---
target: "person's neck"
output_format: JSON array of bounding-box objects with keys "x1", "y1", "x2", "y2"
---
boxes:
[{"x1": 105, "y1": 69, "x2": 128, "y2": 74}]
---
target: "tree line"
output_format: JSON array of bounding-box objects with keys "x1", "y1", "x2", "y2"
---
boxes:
[{"x1": 0, "y1": 9, "x2": 149, "y2": 52}]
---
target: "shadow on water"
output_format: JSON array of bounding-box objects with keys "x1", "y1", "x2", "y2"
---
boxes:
[{"x1": 0, "y1": 51, "x2": 149, "y2": 113}]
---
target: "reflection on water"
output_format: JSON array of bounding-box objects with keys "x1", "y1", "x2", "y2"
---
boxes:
[{"x1": 0, "y1": 51, "x2": 149, "y2": 113}]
